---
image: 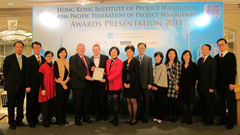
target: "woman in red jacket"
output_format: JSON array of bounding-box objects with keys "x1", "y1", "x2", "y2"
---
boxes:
[{"x1": 101, "y1": 46, "x2": 123, "y2": 126}]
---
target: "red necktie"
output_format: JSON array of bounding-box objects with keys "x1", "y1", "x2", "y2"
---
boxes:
[
  {"x1": 81, "y1": 56, "x2": 90, "y2": 76},
  {"x1": 221, "y1": 53, "x2": 223, "y2": 58}
]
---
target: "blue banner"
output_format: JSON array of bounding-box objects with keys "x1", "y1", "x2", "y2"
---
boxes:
[{"x1": 33, "y1": 2, "x2": 223, "y2": 62}]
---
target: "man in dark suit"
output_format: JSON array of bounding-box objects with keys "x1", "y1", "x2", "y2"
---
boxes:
[
  {"x1": 214, "y1": 38, "x2": 237, "y2": 129},
  {"x1": 196, "y1": 44, "x2": 217, "y2": 125},
  {"x1": 89, "y1": 44, "x2": 109, "y2": 122},
  {"x1": 70, "y1": 43, "x2": 94, "y2": 126},
  {"x1": 3, "y1": 41, "x2": 28, "y2": 129},
  {"x1": 135, "y1": 42, "x2": 153, "y2": 123},
  {"x1": 25, "y1": 41, "x2": 46, "y2": 128}
]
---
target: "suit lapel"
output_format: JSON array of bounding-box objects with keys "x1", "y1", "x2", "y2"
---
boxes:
[{"x1": 13, "y1": 54, "x2": 21, "y2": 71}]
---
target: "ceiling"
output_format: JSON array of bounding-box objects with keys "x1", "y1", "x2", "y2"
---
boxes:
[{"x1": 1, "y1": 0, "x2": 240, "y2": 8}]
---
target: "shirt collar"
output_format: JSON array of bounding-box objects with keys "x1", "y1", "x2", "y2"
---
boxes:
[
  {"x1": 15, "y1": 53, "x2": 22, "y2": 58},
  {"x1": 34, "y1": 54, "x2": 40, "y2": 58},
  {"x1": 94, "y1": 54, "x2": 100, "y2": 58},
  {"x1": 203, "y1": 54, "x2": 209, "y2": 60},
  {"x1": 219, "y1": 50, "x2": 228, "y2": 57}
]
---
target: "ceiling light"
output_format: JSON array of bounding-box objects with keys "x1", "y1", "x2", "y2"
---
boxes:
[
  {"x1": 7, "y1": 3, "x2": 14, "y2": 5},
  {"x1": 147, "y1": 0, "x2": 156, "y2": 3}
]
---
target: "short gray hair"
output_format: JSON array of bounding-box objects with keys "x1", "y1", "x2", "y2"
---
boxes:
[{"x1": 76, "y1": 43, "x2": 85, "y2": 49}]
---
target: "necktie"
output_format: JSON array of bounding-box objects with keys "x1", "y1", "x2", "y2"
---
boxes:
[
  {"x1": 81, "y1": 56, "x2": 90, "y2": 76},
  {"x1": 94, "y1": 56, "x2": 100, "y2": 59},
  {"x1": 139, "y1": 57, "x2": 143, "y2": 65},
  {"x1": 202, "y1": 57, "x2": 205, "y2": 64},
  {"x1": 38, "y1": 56, "x2": 41, "y2": 66},
  {"x1": 18, "y1": 56, "x2": 22, "y2": 70},
  {"x1": 221, "y1": 53, "x2": 223, "y2": 58}
]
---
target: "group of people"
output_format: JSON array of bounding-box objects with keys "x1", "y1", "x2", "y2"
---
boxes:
[{"x1": 3, "y1": 38, "x2": 237, "y2": 130}]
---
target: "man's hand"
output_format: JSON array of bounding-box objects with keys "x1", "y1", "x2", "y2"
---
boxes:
[
  {"x1": 229, "y1": 84, "x2": 235, "y2": 91},
  {"x1": 26, "y1": 87, "x2": 31, "y2": 93},
  {"x1": 91, "y1": 66, "x2": 95, "y2": 72},
  {"x1": 209, "y1": 89, "x2": 214, "y2": 93},
  {"x1": 148, "y1": 85, "x2": 152, "y2": 90},
  {"x1": 42, "y1": 90, "x2": 46, "y2": 96},
  {"x1": 85, "y1": 76, "x2": 94, "y2": 81},
  {"x1": 175, "y1": 86, "x2": 179, "y2": 91}
]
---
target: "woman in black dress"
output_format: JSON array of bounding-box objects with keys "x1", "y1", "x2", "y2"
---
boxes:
[
  {"x1": 54, "y1": 47, "x2": 70, "y2": 125},
  {"x1": 179, "y1": 50, "x2": 197, "y2": 124},
  {"x1": 123, "y1": 45, "x2": 140, "y2": 125}
]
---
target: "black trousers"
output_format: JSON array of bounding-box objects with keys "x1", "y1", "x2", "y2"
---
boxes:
[
  {"x1": 56, "y1": 83, "x2": 70, "y2": 124},
  {"x1": 26, "y1": 89, "x2": 41, "y2": 125},
  {"x1": 137, "y1": 86, "x2": 149, "y2": 120},
  {"x1": 153, "y1": 86, "x2": 167, "y2": 120},
  {"x1": 199, "y1": 90, "x2": 215, "y2": 122},
  {"x1": 91, "y1": 83, "x2": 107, "y2": 119},
  {"x1": 72, "y1": 84, "x2": 90, "y2": 122},
  {"x1": 217, "y1": 85, "x2": 236, "y2": 125},
  {"x1": 41, "y1": 98, "x2": 54, "y2": 126},
  {"x1": 7, "y1": 85, "x2": 25, "y2": 124}
]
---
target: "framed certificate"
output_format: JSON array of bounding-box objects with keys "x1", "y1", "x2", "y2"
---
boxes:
[{"x1": 93, "y1": 67, "x2": 105, "y2": 81}]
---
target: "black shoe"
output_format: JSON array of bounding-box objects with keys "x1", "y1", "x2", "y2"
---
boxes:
[
  {"x1": 113, "y1": 117, "x2": 118, "y2": 126},
  {"x1": 64, "y1": 121, "x2": 69, "y2": 124},
  {"x1": 215, "y1": 120, "x2": 227, "y2": 125},
  {"x1": 83, "y1": 119, "x2": 93, "y2": 124},
  {"x1": 29, "y1": 123, "x2": 36, "y2": 128},
  {"x1": 171, "y1": 114, "x2": 177, "y2": 123},
  {"x1": 142, "y1": 119, "x2": 148, "y2": 123},
  {"x1": 9, "y1": 122, "x2": 16, "y2": 129},
  {"x1": 181, "y1": 117, "x2": 187, "y2": 123},
  {"x1": 196, "y1": 117, "x2": 205, "y2": 122},
  {"x1": 95, "y1": 117, "x2": 102, "y2": 122},
  {"x1": 75, "y1": 121, "x2": 83, "y2": 126},
  {"x1": 129, "y1": 120, "x2": 137, "y2": 125},
  {"x1": 35, "y1": 120, "x2": 42, "y2": 125},
  {"x1": 43, "y1": 124, "x2": 50, "y2": 127},
  {"x1": 109, "y1": 119, "x2": 114, "y2": 123},
  {"x1": 103, "y1": 116, "x2": 108, "y2": 121},
  {"x1": 204, "y1": 121, "x2": 213, "y2": 125},
  {"x1": 166, "y1": 115, "x2": 173, "y2": 121},
  {"x1": 187, "y1": 117, "x2": 192, "y2": 125},
  {"x1": 16, "y1": 121, "x2": 28, "y2": 127},
  {"x1": 226, "y1": 124, "x2": 234, "y2": 129}
]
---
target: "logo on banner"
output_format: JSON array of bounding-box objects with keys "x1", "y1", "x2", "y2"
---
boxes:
[
  {"x1": 120, "y1": 41, "x2": 131, "y2": 45},
  {"x1": 204, "y1": 4, "x2": 220, "y2": 18},
  {"x1": 107, "y1": 32, "x2": 113, "y2": 38},
  {"x1": 145, "y1": 41, "x2": 157, "y2": 45},
  {"x1": 95, "y1": 41, "x2": 107, "y2": 45}
]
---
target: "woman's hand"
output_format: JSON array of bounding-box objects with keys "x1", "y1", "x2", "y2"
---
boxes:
[
  {"x1": 61, "y1": 81, "x2": 66, "y2": 86},
  {"x1": 100, "y1": 79, "x2": 106, "y2": 83},
  {"x1": 42, "y1": 90, "x2": 46, "y2": 96}
]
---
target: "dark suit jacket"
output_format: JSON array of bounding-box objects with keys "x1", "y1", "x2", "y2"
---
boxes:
[
  {"x1": 25, "y1": 55, "x2": 46, "y2": 91},
  {"x1": 89, "y1": 54, "x2": 109, "y2": 89},
  {"x1": 70, "y1": 53, "x2": 91, "y2": 89},
  {"x1": 135, "y1": 55, "x2": 153, "y2": 89},
  {"x1": 3, "y1": 53, "x2": 27, "y2": 93},
  {"x1": 197, "y1": 55, "x2": 217, "y2": 92},
  {"x1": 123, "y1": 58, "x2": 140, "y2": 90}
]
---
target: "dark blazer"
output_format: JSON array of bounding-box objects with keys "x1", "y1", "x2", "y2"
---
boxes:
[
  {"x1": 89, "y1": 54, "x2": 109, "y2": 89},
  {"x1": 70, "y1": 53, "x2": 91, "y2": 89},
  {"x1": 122, "y1": 58, "x2": 140, "y2": 90},
  {"x1": 135, "y1": 55, "x2": 153, "y2": 89},
  {"x1": 214, "y1": 52, "x2": 237, "y2": 85},
  {"x1": 25, "y1": 55, "x2": 46, "y2": 91},
  {"x1": 197, "y1": 55, "x2": 217, "y2": 92},
  {"x1": 3, "y1": 53, "x2": 27, "y2": 93}
]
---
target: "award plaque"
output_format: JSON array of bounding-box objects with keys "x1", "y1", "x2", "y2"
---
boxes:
[{"x1": 93, "y1": 67, "x2": 105, "y2": 81}]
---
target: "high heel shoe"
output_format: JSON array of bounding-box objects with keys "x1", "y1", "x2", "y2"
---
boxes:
[
  {"x1": 113, "y1": 117, "x2": 119, "y2": 126},
  {"x1": 129, "y1": 120, "x2": 137, "y2": 125},
  {"x1": 124, "y1": 119, "x2": 132, "y2": 124},
  {"x1": 171, "y1": 114, "x2": 177, "y2": 123},
  {"x1": 181, "y1": 117, "x2": 188, "y2": 123}
]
